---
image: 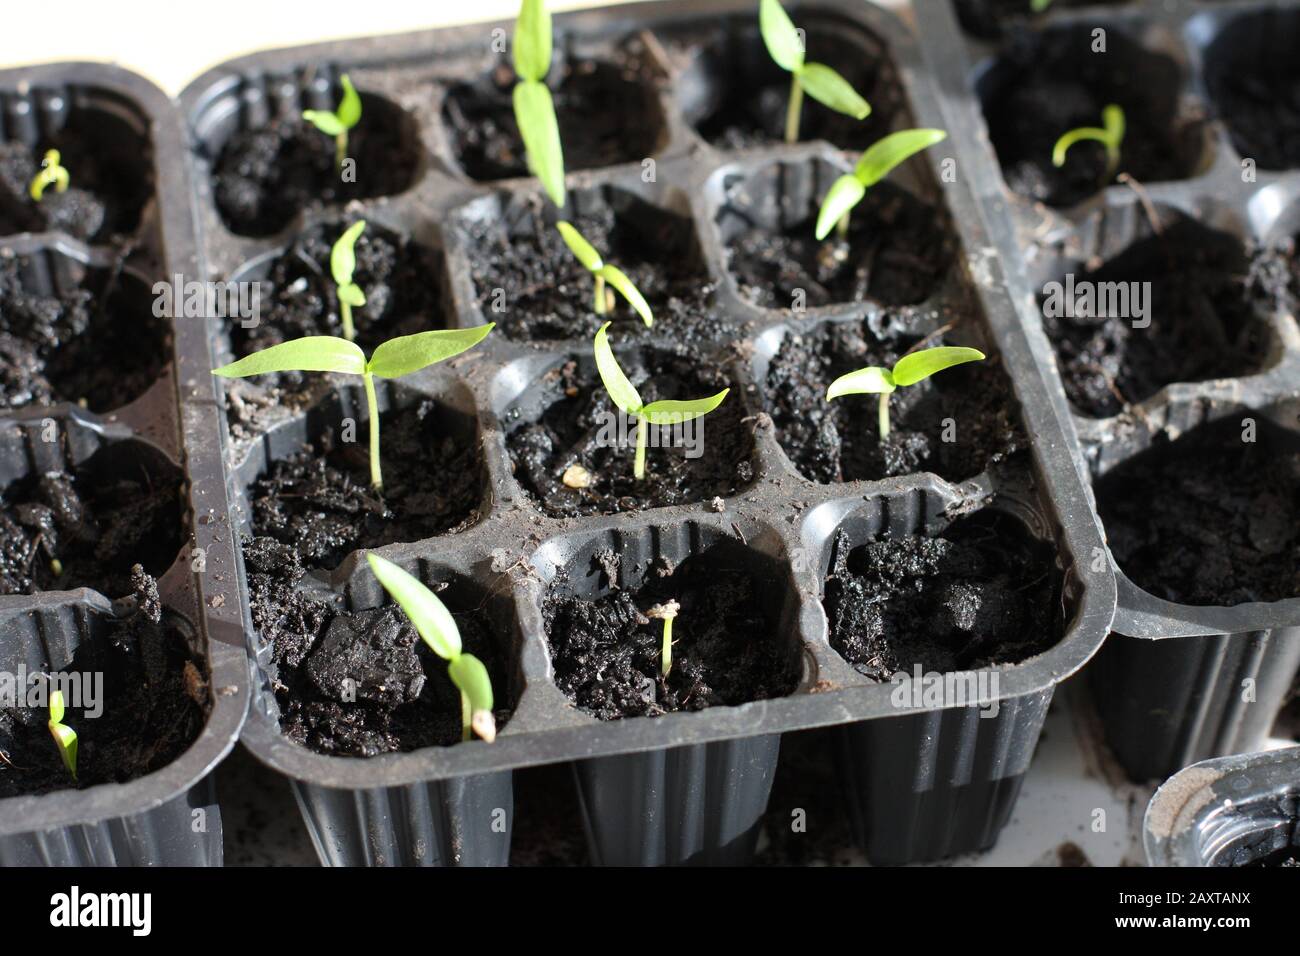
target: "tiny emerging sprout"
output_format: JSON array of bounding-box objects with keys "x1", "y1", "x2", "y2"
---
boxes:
[
  {"x1": 331, "y1": 220, "x2": 367, "y2": 341},
  {"x1": 29, "y1": 149, "x2": 70, "y2": 202},
  {"x1": 556, "y1": 221, "x2": 653, "y2": 327},
  {"x1": 366, "y1": 553, "x2": 496, "y2": 743},
  {"x1": 645, "y1": 600, "x2": 679, "y2": 678},
  {"x1": 48, "y1": 688, "x2": 78, "y2": 780},
  {"x1": 592, "y1": 322, "x2": 728, "y2": 480},
  {"x1": 303, "y1": 73, "x2": 362, "y2": 170},
  {"x1": 816, "y1": 129, "x2": 948, "y2": 241},
  {"x1": 825, "y1": 345, "x2": 986, "y2": 440},
  {"x1": 513, "y1": 0, "x2": 566, "y2": 207},
  {"x1": 212, "y1": 325, "x2": 494, "y2": 492},
  {"x1": 759, "y1": 0, "x2": 871, "y2": 143},
  {"x1": 1031, "y1": 0, "x2": 1055, "y2": 12},
  {"x1": 1052, "y1": 104, "x2": 1125, "y2": 177}
]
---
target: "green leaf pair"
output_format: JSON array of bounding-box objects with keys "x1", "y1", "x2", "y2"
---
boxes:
[
  {"x1": 759, "y1": 0, "x2": 871, "y2": 142},
  {"x1": 48, "y1": 688, "x2": 78, "y2": 780},
  {"x1": 513, "y1": 0, "x2": 566, "y2": 207},
  {"x1": 815, "y1": 128, "x2": 948, "y2": 240},
  {"x1": 1052, "y1": 104, "x2": 1126, "y2": 176},
  {"x1": 29, "y1": 149, "x2": 70, "y2": 202},
  {"x1": 556, "y1": 222, "x2": 654, "y2": 326},
  {"x1": 366, "y1": 554, "x2": 496, "y2": 742},
  {"x1": 330, "y1": 221, "x2": 367, "y2": 340},
  {"x1": 826, "y1": 345, "x2": 985, "y2": 439},
  {"x1": 212, "y1": 324, "x2": 494, "y2": 491},
  {"x1": 593, "y1": 322, "x2": 728, "y2": 479},
  {"x1": 303, "y1": 74, "x2": 362, "y2": 169}
]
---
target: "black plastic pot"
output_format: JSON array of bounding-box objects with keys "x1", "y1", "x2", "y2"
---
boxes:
[
  {"x1": 180, "y1": 0, "x2": 1115, "y2": 866},
  {"x1": 921, "y1": 0, "x2": 1300, "y2": 782},
  {"x1": 1144, "y1": 744, "x2": 1300, "y2": 866},
  {"x1": 0, "y1": 64, "x2": 248, "y2": 865}
]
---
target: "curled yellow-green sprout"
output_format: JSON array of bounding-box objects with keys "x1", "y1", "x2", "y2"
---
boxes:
[
  {"x1": 48, "y1": 688, "x2": 78, "y2": 779},
  {"x1": 1052, "y1": 104, "x2": 1126, "y2": 176},
  {"x1": 29, "y1": 149, "x2": 70, "y2": 202}
]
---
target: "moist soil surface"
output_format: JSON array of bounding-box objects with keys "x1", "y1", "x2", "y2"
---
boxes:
[
  {"x1": 762, "y1": 318, "x2": 1023, "y2": 484},
  {"x1": 1208, "y1": 36, "x2": 1300, "y2": 171},
  {"x1": 955, "y1": 0, "x2": 1132, "y2": 41},
  {"x1": 0, "y1": 254, "x2": 170, "y2": 412},
  {"x1": 504, "y1": 349, "x2": 756, "y2": 518},
  {"x1": 984, "y1": 28, "x2": 1202, "y2": 207},
  {"x1": 0, "y1": 457, "x2": 183, "y2": 599},
  {"x1": 0, "y1": 594, "x2": 208, "y2": 798},
  {"x1": 0, "y1": 124, "x2": 151, "y2": 242},
  {"x1": 1040, "y1": 220, "x2": 1278, "y2": 418},
  {"x1": 249, "y1": 398, "x2": 482, "y2": 573},
  {"x1": 825, "y1": 510, "x2": 1063, "y2": 678},
  {"x1": 544, "y1": 546, "x2": 799, "y2": 720},
  {"x1": 243, "y1": 537, "x2": 510, "y2": 757},
  {"x1": 725, "y1": 182, "x2": 953, "y2": 308},
  {"x1": 212, "y1": 101, "x2": 419, "y2": 237},
  {"x1": 462, "y1": 193, "x2": 723, "y2": 343},
  {"x1": 1095, "y1": 415, "x2": 1300, "y2": 606},
  {"x1": 442, "y1": 45, "x2": 665, "y2": 182}
]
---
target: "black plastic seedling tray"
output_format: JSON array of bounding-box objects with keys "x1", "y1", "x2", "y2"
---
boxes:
[
  {"x1": 0, "y1": 63, "x2": 248, "y2": 865},
  {"x1": 918, "y1": 0, "x2": 1300, "y2": 782},
  {"x1": 180, "y1": 0, "x2": 1117, "y2": 866},
  {"x1": 1144, "y1": 744, "x2": 1300, "y2": 866}
]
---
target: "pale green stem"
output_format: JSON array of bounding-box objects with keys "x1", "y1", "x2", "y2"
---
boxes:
[
  {"x1": 634, "y1": 415, "x2": 648, "y2": 480},
  {"x1": 785, "y1": 74, "x2": 804, "y2": 144},
  {"x1": 878, "y1": 393, "x2": 891, "y2": 440},
  {"x1": 461, "y1": 688, "x2": 471, "y2": 743},
  {"x1": 661, "y1": 617, "x2": 673, "y2": 677},
  {"x1": 341, "y1": 300, "x2": 355, "y2": 341},
  {"x1": 837, "y1": 210, "x2": 851, "y2": 240},
  {"x1": 594, "y1": 273, "x2": 606, "y2": 315},
  {"x1": 363, "y1": 371, "x2": 382, "y2": 492},
  {"x1": 336, "y1": 131, "x2": 347, "y2": 171}
]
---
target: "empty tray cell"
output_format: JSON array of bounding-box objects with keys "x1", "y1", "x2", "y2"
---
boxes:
[
  {"x1": 197, "y1": 72, "x2": 421, "y2": 237},
  {"x1": 1095, "y1": 409, "x2": 1300, "y2": 606},
  {"x1": 0, "y1": 85, "x2": 154, "y2": 241},
  {"x1": 451, "y1": 183, "x2": 718, "y2": 343},
  {"x1": 1203, "y1": 6, "x2": 1300, "y2": 172},
  {"x1": 0, "y1": 245, "x2": 170, "y2": 413},
  {"x1": 751, "y1": 316, "x2": 1023, "y2": 484},
  {"x1": 978, "y1": 23, "x2": 1207, "y2": 207},
  {"x1": 499, "y1": 344, "x2": 757, "y2": 518},
  {"x1": 954, "y1": 0, "x2": 1133, "y2": 42},
  {"x1": 442, "y1": 35, "x2": 667, "y2": 183},
  {"x1": 1034, "y1": 211, "x2": 1276, "y2": 418},
  {"x1": 668, "y1": 7, "x2": 907, "y2": 151},
  {"x1": 715, "y1": 153, "x2": 954, "y2": 309},
  {"x1": 236, "y1": 381, "x2": 486, "y2": 573}
]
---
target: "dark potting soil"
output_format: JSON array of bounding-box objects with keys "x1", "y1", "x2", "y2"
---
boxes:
[
  {"x1": 442, "y1": 45, "x2": 666, "y2": 182},
  {"x1": 724, "y1": 182, "x2": 953, "y2": 308},
  {"x1": 242, "y1": 537, "x2": 510, "y2": 757},
  {"x1": 0, "y1": 118, "x2": 152, "y2": 242},
  {"x1": 761, "y1": 318, "x2": 1023, "y2": 484},
  {"x1": 0, "y1": 595, "x2": 208, "y2": 799},
  {"x1": 544, "y1": 546, "x2": 799, "y2": 721},
  {"x1": 0, "y1": 254, "x2": 170, "y2": 412},
  {"x1": 983, "y1": 27, "x2": 1203, "y2": 207},
  {"x1": 1039, "y1": 220, "x2": 1277, "y2": 418},
  {"x1": 954, "y1": 0, "x2": 1132, "y2": 41},
  {"x1": 825, "y1": 510, "x2": 1063, "y2": 679},
  {"x1": 462, "y1": 192, "x2": 722, "y2": 343},
  {"x1": 1207, "y1": 28, "x2": 1300, "y2": 172},
  {"x1": 0, "y1": 457, "x2": 183, "y2": 599},
  {"x1": 504, "y1": 349, "x2": 756, "y2": 518},
  {"x1": 248, "y1": 398, "x2": 483, "y2": 572},
  {"x1": 211, "y1": 98, "x2": 419, "y2": 237},
  {"x1": 1095, "y1": 415, "x2": 1300, "y2": 606},
  {"x1": 676, "y1": 23, "x2": 905, "y2": 152}
]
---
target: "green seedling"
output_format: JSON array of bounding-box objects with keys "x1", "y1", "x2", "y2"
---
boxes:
[
  {"x1": 212, "y1": 325, "x2": 494, "y2": 492},
  {"x1": 29, "y1": 149, "x2": 69, "y2": 201},
  {"x1": 556, "y1": 221, "x2": 653, "y2": 327},
  {"x1": 303, "y1": 73, "x2": 362, "y2": 170},
  {"x1": 331, "y1": 220, "x2": 367, "y2": 341},
  {"x1": 825, "y1": 345, "x2": 985, "y2": 439},
  {"x1": 1052, "y1": 104, "x2": 1125, "y2": 176},
  {"x1": 646, "y1": 600, "x2": 680, "y2": 678},
  {"x1": 816, "y1": 128, "x2": 948, "y2": 240},
  {"x1": 1031, "y1": 0, "x2": 1054, "y2": 12},
  {"x1": 367, "y1": 553, "x2": 496, "y2": 743},
  {"x1": 593, "y1": 321, "x2": 728, "y2": 479},
  {"x1": 513, "y1": 0, "x2": 566, "y2": 207},
  {"x1": 48, "y1": 688, "x2": 77, "y2": 780},
  {"x1": 759, "y1": 0, "x2": 871, "y2": 143}
]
